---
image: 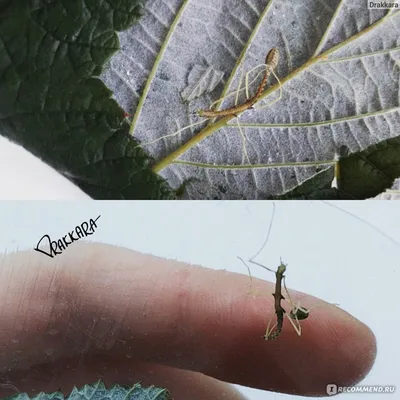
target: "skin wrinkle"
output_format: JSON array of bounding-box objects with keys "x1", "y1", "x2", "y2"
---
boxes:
[
  {"x1": 93, "y1": 267, "x2": 124, "y2": 352},
  {"x1": 0, "y1": 242, "x2": 376, "y2": 398},
  {"x1": 13, "y1": 262, "x2": 29, "y2": 335},
  {"x1": 140, "y1": 263, "x2": 167, "y2": 325},
  {"x1": 171, "y1": 268, "x2": 192, "y2": 340},
  {"x1": 43, "y1": 262, "x2": 64, "y2": 336}
]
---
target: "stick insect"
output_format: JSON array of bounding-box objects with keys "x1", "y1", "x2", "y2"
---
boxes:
[
  {"x1": 238, "y1": 255, "x2": 316, "y2": 340},
  {"x1": 197, "y1": 48, "x2": 280, "y2": 119},
  {"x1": 134, "y1": 46, "x2": 343, "y2": 182},
  {"x1": 238, "y1": 203, "x2": 337, "y2": 340},
  {"x1": 260, "y1": 259, "x2": 286, "y2": 340},
  {"x1": 135, "y1": 47, "x2": 283, "y2": 164}
]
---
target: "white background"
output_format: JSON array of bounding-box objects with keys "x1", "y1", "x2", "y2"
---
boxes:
[
  {"x1": 0, "y1": 201, "x2": 399, "y2": 399},
  {"x1": 0, "y1": 136, "x2": 90, "y2": 200}
]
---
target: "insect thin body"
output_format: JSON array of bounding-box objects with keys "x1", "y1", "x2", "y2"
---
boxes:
[
  {"x1": 264, "y1": 261, "x2": 287, "y2": 340},
  {"x1": 198, "y1": 48, "x2": 280, "y2": 118}
]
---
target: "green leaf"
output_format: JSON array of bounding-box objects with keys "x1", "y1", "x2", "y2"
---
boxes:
[
  {"x1": 1, "y1": 381, "x2": 171, "y2": 400},
  {"x1": 274, "y1": 136, "x2": 400, "y2": 199},
  {"x1": 107, "y1": 2, "x2": 400, "y2": 199},
  {"x1": 0, "y1": 0, "x2": 176, "y2": 199}
]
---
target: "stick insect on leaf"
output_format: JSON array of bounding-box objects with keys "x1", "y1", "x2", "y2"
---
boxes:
[
  {"x1": 197, "y1": 48, "x2": 280, "y2": 118},
  {"x1": 135, "y1": 48, "x2": 283, "y2": 166},
  {"x1": 147, "y1": 45, "x2": 342, "y2": 183}
]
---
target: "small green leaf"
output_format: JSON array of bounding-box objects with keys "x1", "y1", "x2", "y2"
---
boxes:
[
  {"x1": 274, "y1": 137, "x2": 400, "y2": 199},
  {"x1": 1, "y1": 380, "x2": 171, "y2": 400}
]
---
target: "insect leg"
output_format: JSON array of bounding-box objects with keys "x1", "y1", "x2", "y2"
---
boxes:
[
  {"x1": 135, "y1": 118, "x2": 208, "y2": 148},
  {"x1": 264, "y1": 314, "x2": 277, "y2": 339},
  {"x1": 248, "y1": 259, "x2": 277, "y2": 274},
  {"x1": 245, "y1": 64, "x2": 267, "y2": 100},
  {"x1": 283, "y1": 276, "x2": 310, "y2": 316},
  {"x1": 253, "y1": 70, "x2": 283, "y2": 111},
  {"x1": 207, "y1": 64, "x2": 267, "y2": 110},
  {"x1": 235, "y1": 116, "x2": 251, "y2": 164},
  {"x1": 285, "y1": 312, "x2": 302, "y2": 336},
  {"x1": 235, "y1": 65, "x2": 245, "y2": 105},
  {"x1": 283, "y1": 275, "x2": 304, "y2": 311},
  {"x1": 238, "y1": 256, "x2": 276, "y2": 298},
  {"x1": 237, "y1": 256, "x2": 257, "y2": 295}
]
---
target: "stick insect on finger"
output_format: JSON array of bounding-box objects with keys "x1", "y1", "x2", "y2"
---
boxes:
[
  {"x1": 238, "y1": 203, "x2": 337, "y2": 340},
  {"x1": 264, "y1": 259, "x2": 287, "y2": 340},
  {"x1": 239, "y1": 255, "x2": 323, "y2": 340}
]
